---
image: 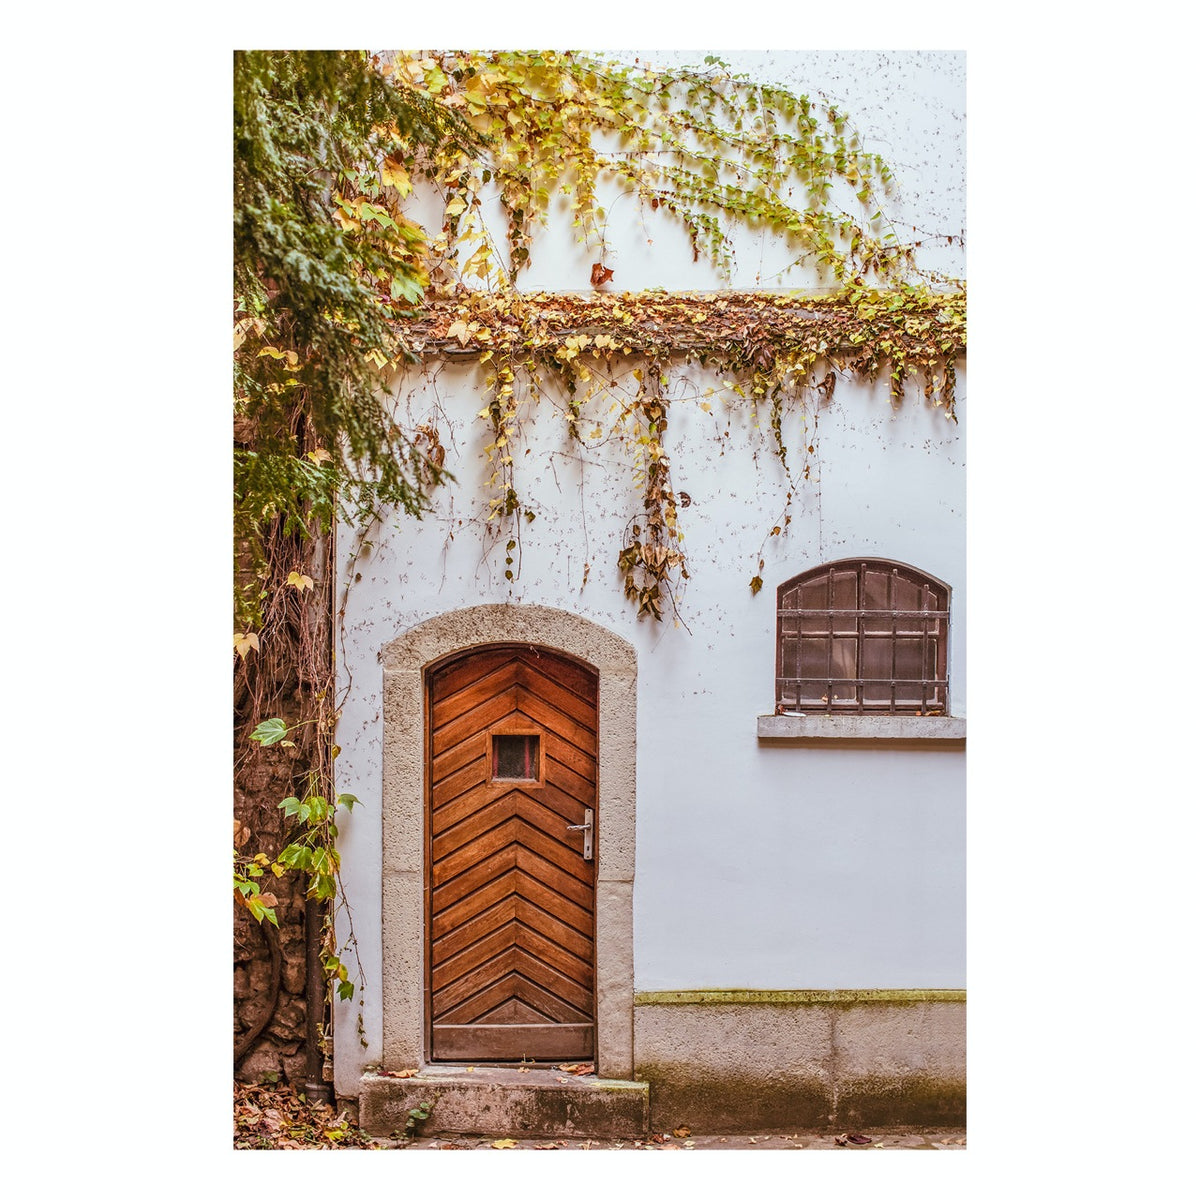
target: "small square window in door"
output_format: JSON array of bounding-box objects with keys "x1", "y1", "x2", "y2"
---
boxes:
[{"x1": 492, "y1": 734, "x2": 540, "y2": 781}]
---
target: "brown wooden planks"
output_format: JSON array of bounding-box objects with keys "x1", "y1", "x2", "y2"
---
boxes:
[
  {"x1": 430, "y1": 647, "x2": 519, "y2": 702},
  {"x1": 432, "y1": 866, "x2": 594, "y2": 940},
  {"x1": 427, "y1": 645, "x2": 598, "y2": 1062},
  {"x1": 433, "y1": 947, "x2": 592, "y2": 1017},
  {"x1": 438, "y1": 969, "x2": 590, "y2": 1026},
  {"x1": 432, "y1": 1023, "x2": 593, "y2": 1061},
  {"x1": 432, "y1": 789, "x2": 582, "y2": 853},
  {"x1": 431, "y1": 896, "x2": 594, "y2": 967},
  {"x1": 434, "y1": 812, "x2": 592, "y2": 886}
]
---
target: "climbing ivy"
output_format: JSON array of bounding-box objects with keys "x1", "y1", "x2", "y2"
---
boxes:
[
  {"x1": 232, "y1": 50, "x2": 965, "y2": 1077},
  {"x1": 237, "y1": 49, "x2": 964, "y2": 637},
  {"x1": 385, "y1": 284, "x2": 964, "y2": 617},
  {"x1": 316, "y1": 50, "x2": 966, "y2": 620},
  {"x1": 385, "y1": 50, "x2": 952, "y2": 291},
  {"x1": 233, "y1": 50, "x2": 481, "y2": 632}
]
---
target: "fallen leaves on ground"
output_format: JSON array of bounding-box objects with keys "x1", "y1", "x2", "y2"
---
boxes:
[
  {"x1": 235, "y1": 1080, "x2": 962, "y2": 1151},
  {"x1": 557, "y1": 1062, "x2": 595, "y2": 1075},
  {"x1": 234, "y1": 1081, "x2": 380, "y2": 1150}
]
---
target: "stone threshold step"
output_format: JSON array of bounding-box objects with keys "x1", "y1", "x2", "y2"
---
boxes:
[{"x1": 360, "y1": 1066, "x2": 650, "y2": 1139}]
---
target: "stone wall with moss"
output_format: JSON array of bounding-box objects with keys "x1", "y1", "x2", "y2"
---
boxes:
[{"x1": 633, "y1": 989, "x2": 965, "y2": 1130}]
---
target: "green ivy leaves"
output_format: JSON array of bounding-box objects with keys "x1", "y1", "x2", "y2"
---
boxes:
[
  {"x1": 237, "y1": 717, "x2": 364, "y2": 997},
  {"x1": 249, "y1": 717, "x2": 289, "y2": 746}
]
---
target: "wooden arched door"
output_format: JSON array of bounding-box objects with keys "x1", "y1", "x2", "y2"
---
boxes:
[{"x1": 427, "y1": 645, "x2": 597, "y2": 1062}]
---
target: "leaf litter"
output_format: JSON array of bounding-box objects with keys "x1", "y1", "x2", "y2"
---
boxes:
[
  {"x1": 236, "y1": 1080, "x2": 964, "y2": 1150},
  {"x1": 234, "y1": 1081, "x2": 380, "y2": 1150}
]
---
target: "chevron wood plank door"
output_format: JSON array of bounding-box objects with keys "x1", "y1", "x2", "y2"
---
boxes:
[{"x1": 427, "y1": 645, "x2": 598, "y2": 1061}]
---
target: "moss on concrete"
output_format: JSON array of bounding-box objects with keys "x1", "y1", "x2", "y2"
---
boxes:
[
  {"x1": 635, "y1": 1063, "x2": 965, "y2": 1132},
  {"x1": 635, "y1": 988, "x2": 966, "y2": 1007},
  {"x1": 837, "y1": 1073, "x2": 966, "y2": 1127},
  {"x1": 635, "y1": 1063, "x2": 834, "y2": 1133},
  {"x1": 632, "y1": 992, "x2": 966, "y2": 1130}
]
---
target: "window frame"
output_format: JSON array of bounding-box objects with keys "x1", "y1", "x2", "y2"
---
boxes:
[
  {"x1": 491, "y1": 732, "x2": 541, "y2": 781},
  {"x1": 485, "y1": 723, "x2": 547, "y2": 790},
  {"x1": 776, "y1": 558, "x2": 949, "y2": 716}
]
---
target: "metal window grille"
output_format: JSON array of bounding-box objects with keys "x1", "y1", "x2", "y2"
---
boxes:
[{"x1": 776, "y1": 560, "x2": 949, "y2": 715}]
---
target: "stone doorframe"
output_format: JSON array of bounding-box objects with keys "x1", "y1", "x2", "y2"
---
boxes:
[{"x1": 379, "y1": 605, "x2": 638, "y2": 1078}]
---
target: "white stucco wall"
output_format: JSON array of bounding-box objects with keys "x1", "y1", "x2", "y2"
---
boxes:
[{"x1": 331, "y1": 50, "x2": 965, "y2": 1091}]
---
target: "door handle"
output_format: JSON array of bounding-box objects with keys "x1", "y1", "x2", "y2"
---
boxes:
[{"x1": 566, "y1": 808, "x2": 594, "y2": 861}]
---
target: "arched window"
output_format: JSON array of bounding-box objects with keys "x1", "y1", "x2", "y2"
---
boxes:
[{"x1": 776, "y1": 559, "x2": 949, "y2": 714}]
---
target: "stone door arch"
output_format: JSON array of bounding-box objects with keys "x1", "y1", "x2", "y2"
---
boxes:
[{"x1": 379, "y1": 605, "x2": 637, "y2": 1078}]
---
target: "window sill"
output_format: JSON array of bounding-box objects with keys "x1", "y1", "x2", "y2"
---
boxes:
[{"x1": 757, "y1": 714, "x2": 966, "y2": 741}]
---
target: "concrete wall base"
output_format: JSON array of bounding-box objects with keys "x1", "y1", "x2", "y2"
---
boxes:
[
  {"x1": 633, "y1": 991, "x2": 966, "y2": 1132},
  {"x1": 358, "y1": 993, "x2": 965, "y2": 1136}
]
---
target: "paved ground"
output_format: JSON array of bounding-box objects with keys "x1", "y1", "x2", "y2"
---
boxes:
[{"x1": 394, "y1": 1127, "x2": 967, "y2": 1150}]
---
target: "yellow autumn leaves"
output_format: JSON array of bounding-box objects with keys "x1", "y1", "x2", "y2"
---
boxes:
[{"x1": 234, "y1": 632, "x2": 259, "y2": 660}]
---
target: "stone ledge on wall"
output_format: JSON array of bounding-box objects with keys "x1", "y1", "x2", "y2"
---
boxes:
[{"x1": 757, "y1": 714, "x2": 966, "y2": 742}]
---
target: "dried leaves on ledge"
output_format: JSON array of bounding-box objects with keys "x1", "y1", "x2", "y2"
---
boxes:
[{"x1": 395, "y1": 286, "x2": 965, "y2": 395}]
